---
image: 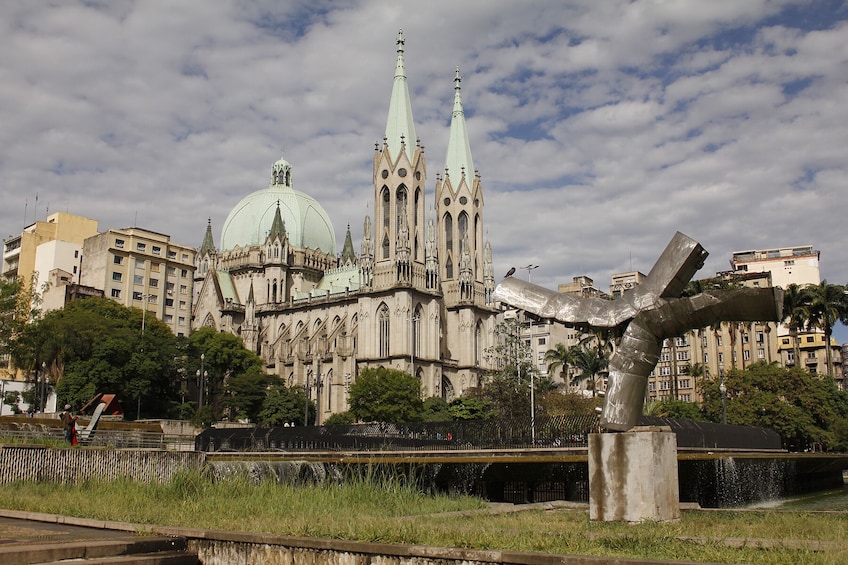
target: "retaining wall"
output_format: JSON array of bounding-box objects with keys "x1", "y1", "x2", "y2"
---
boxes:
[{"x1": 0, "y1": 446, "x2": 206, "y2": 484}]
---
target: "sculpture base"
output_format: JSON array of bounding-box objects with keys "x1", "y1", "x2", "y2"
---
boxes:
[{"x1": 589, "y1": 426, "x2": 680, "y2": 522}]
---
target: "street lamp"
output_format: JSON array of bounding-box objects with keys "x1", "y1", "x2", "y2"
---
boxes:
[
  {"x1": 408, "y1": 315, "x2": 419, "y2": 377},
  {"x1": 521, "y1": 264, "x2": 539, "y2": 283},
  {"x1": 719, "y1": 368, "x2": 727, "y2": 425},
  {"x1": 196, "y1": 353, "x2": 206, "y2": 408},
  {"x1": 38, "y1": 361, "x2": 46, "y2": 414}
]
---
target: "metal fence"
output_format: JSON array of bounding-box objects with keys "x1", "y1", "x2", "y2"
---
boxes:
[
  {"x1": 195, "y1": 415, "x2": 601, "y2": 452},
  {"x1": 0, "y1": 427, "x2": 196, "y2": 451}
]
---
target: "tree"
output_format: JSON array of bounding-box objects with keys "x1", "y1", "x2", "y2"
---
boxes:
[
  {"x1": 644, "y1": 399, "x2": 705, "y2": 420},
  {"x1": 804, "y1": 280, "x2": 847, "y2": 377},
  {"x1": 420, "y1": 396, "x2": 451, "y2": 422},
  {"x1": 569, "y1": 344, "x2": 608, "y2": 396},
  {"x1": 481, "y1": 317, "x2": 536, "y2": 420},
  {"x1": 781, "y1": 283, "x2": 811, "y2": 369},
  {"x1": 222, "y1": 366, "x2": 281, "y2": 423},
  {"x1": 544, "y1": 343, "x2": 574, "y2": 386},
  {"x1": 258, "y1": 383, "x2": 313, "y2": 426},
  {"x1": 12, "y1": 297, "x2": 180, "y2": 418},
  {"x1": 700, "y1": 361, "x2": 848, "y2": 452},
  {"x1": 448, "y1": 396, "x2": 495, "y2": 420},
  {"x1": 187, "y1": 327, "x2": 264, "y2": 420},
  {"x1": 0, "y1": 278, "x2": 24, "y2": 357},
  {"x1": 324, "y1": 411, "x2": 355, "y2": 426},
  {"x1": 348, "y1": 366, "x2": 423, "y2": 423}
]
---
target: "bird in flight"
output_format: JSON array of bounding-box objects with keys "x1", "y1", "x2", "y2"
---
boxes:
[{"x1": 505, "y1": 267, "x2": 516, "y2": 278}]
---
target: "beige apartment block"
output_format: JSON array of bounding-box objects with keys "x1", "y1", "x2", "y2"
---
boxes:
[
  {"x1": 81, "y1": 227, "x2": 196, "y2": 337},
  {"x1": 2, "y1": 212, "x2": 99, "y2": 289}
]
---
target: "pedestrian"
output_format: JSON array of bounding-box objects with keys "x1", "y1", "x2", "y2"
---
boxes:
[{"x1": 60, "y1": 404, "x2": 78, "y2": 444}]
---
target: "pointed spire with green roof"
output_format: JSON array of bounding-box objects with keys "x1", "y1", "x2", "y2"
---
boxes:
[
  {"x1": 384, "y1": 29, "x2": 417, "y2": 164},
  {"x1": 268, "y1": 200, "x2": 286, "y2": 242},
  {"x1": 340, "y1": 224, "x2": 357, "y2": 265},
  {"x1": 200, "y1": 218, "x2": 216, "y2": 256},
  {"x1": 444, "y1": 67, "x2": 475, "y2": 189}
]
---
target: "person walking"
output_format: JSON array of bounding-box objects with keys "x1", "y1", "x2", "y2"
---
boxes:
[{"x1": 59, "y1": 404, "x2": 78, "y2": 444}]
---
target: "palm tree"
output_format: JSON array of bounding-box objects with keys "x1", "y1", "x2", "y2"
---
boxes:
[
  {"x1": 781, "y1": 283, "x2": 811, "y2": 369},
  {"x1": 805, "y1": 280, "x2": 847, "y2": 377},
  {"x1": 570, "y1": 344, "x2": 609, "y2": 396},
  {"x1": 543, "y1": 343, "x2": 574, "y2": 388}
]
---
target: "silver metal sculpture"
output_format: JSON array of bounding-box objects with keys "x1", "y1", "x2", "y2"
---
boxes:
[{"x1": 493, "y1": 232, "x2": 783, "y2": 431}]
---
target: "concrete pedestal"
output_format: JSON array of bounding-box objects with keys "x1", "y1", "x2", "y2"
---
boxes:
[{"x1": 589, "y1": 426, "x2": 680, "y2": 522}]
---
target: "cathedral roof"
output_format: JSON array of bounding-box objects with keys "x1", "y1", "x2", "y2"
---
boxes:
[
  {"x1": 199, "y1": 218, "x2": 216, "y2": 257},
  {"x1": 220, "y1": 155, "x2": 336, "y2": 253},
  {"x1": 384, "y1": 29, "x2": 417, "y2": 164},
  {"x1": 444, "y1": 67, "x2": 475, "y2": 188}
]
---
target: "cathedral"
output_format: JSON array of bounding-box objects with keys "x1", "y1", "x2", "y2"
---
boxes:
[{"x1": 192, "y1": 31, "x2": 498, "y2": 423}]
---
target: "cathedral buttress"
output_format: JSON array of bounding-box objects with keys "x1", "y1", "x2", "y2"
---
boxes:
[{"x1": 372, "y1": 30, "x2": 427, "y2": 289}]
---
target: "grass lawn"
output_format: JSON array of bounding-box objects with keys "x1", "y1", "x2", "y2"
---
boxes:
[{"x1": 3, "y1": 473, "x2": 847, "y2": 564}]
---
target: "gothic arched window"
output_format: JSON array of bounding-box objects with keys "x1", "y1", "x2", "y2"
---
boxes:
[
  {"x1": 378, "y1": 303, "x2": 390, "y2": 358},
  {"x1": 382, "y1": 187, "x2": 390, "y2": 230},
  {"x1": 396, "y1": 185, "x2": 407, "y2": 232},
  {"x1": 444, "y1": 213, "x2": 453, "y2": 259},
  {"x1": 382, "y1": 235, "x2": 390, "y2": 259},
  {"x1": 458, "y1": 211, "x2": 469, "y2": 240}
]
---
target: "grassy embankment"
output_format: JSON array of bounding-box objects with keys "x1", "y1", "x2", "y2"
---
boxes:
[{"x1": 3, "y1": 471, "x2": 848, "y2": 565}]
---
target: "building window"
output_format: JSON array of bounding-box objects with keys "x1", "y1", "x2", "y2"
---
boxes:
[
  {"x1": 132, "y1": 274, "x2": 142, "y2": 285},
  {"x1": 179, "y1": 301, "x2": 186, "y2": 309},
  {"x1": 716, "y1": 336, "x2": 723, "y2": 346},
  {"x1": 538, "y1": 337, "x2": 546, "y2": 346},
  {"x1": 168, "y1": 250, "x2": 177, "y2": 259},
  {"x1": 378, "y1": 304, "x2": 390, "y2": 357},
  {"x1": 782, "y1": 338, "x2": 790, "y2": 345},
  {"x1": 74, "y1": 249, "x2": 79, "y2": 258},
  {"x1": 167, "y1": 267, "x2": 176, "y2": 276},
  {"x1": 718, "y1": 352, "x2": 724, "y2": 365},
  {"x1": 679, "y1": 379, "x2": 691, "y2": 389},
  {"x1": 648, "y1": 382, "x2": 656, "y2": 392},
  {"x1": 787, "y1": 351, "x2": 795, "y2": 363},
  {"x1": 660, "y1": 352, "x2": 670, "y2": 362},
  {"x1": 152, "y1": 246, "x2": 161, "y2": 255},
  {"x1": 113, "y1": 255, "x2": 123, "y2": 265},
  {"x1": 180, "y1": 285, "x2": 187, "y2": 295},
  {"x1": 180, "y1": 269, "x2": 188, "y2": 277},
  {"x1": 659, "y1": 367, "x2": 671, "y2": 376},
  {"x1": 148, "y1": 295, "x2": 157, "y2": 304},
  {"x1": 135, "y1": 259, "x2": 145, "y2": 269},
  {"x1": 149, "y1": 278, "x2": 158, "y2": 287},
  {"x1": 112, "y1": 272, "x2": 122, "y2": 281},
  {"x1": 150, "y1": 263, "x2": 160, "y2": 273},
  {"x1": 743, "y1": 350, "x2": 751, "y2": 361},
  {"x1": 702, "y1": 336, "x2": 707, "y2": 348},
  {"x1": 115, "y1": 239, "x2": 124, "y2": 249},
  {"x1": 784, "y1": 260, "x2": 795, "y2": 266},
  {"x1": 164, "y1": 314, "x2": 173, "y2": 323},
  {"x1": 675, "y1": 336, "x2": 687, "y2": 347},
  {"x1": 182, "y1": 253, "x2": 189, "y2": 261},
  {"x1": 165, "y1": 298, "x2": 174, "y2": 307},
  {"x1": 178, "y1": 317, "x2": 186, "y2": 326},
  {"x1": 111, "y1": 289, "x2": 121, "y2": 298},
  {"x1": 806, "y1": 336, "x2": 814, "y2": 343},
  {"x1": 137, "y1": 243, "x2": 146, "y2": 251},
  {"x1": 758, "y1": 348, "x2": 765, "y2": 359},
  {"x1": 132, "y1": 291, "x2": 143, "y2": 301},
  {"x1": 742, "y1": 333, "x2": 749, "y2": 344},
  {"x1": 703, "y1": 353, "x2": 709, "y2": 364},
  {"x1": 166, "y1": 282, "x2": 175, "y2": 292},
  {"x1": 676, "y1": 351, "x2": 689, "y2": 361}
]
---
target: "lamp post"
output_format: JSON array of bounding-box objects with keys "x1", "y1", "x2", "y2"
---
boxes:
[
  {"x1": 521, "y1": 264, "x2": 539, "y2": 283},
  {"x1": 39, "y1": 361, "x2": 47, "y2": 413},
  {"x1": 408, "y1": 315, "x2": 419, "y2": 377},
  {"x1": 304, "y1": 371, "x2": 311, "y2": 426},
  {"x1": 196, "y1": 353, "x2": 206, "y2": 408},
  {"x1": 719, "y1": 368, "x2": 727, "y2": 425}
]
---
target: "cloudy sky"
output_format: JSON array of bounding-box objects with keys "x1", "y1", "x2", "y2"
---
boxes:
[{"x1": 2, "y1": 1, "x2": 847, "y2": 339}]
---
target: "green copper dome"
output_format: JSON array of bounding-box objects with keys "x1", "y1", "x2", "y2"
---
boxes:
[{"x1": 220, "y1": 156, "x2": 336, "y2": 254}]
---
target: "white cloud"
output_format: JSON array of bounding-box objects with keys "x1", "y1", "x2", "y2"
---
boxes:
[{"x1": 1, "y1": 0, "x2": 846, "y2": 342}]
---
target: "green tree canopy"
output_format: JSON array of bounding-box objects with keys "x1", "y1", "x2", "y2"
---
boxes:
[
  {"x1": 700, "y1": 361, "x2": 848, "y2": 452},
  {"x1": 222, "y1": 365, "x2": 281, "y2": 423},
  {"x1": 12, "y1": 297, "x2": 179, "y2": 418},
  {"x1": 348, "y1": 366, "x2": 423, "y2": 423},
  {"x1": 258, "y1": 383, "x2": 313, "y2": 426}
]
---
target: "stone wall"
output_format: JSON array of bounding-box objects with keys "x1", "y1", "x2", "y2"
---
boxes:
[{"x1": 0, "y1": 446, "x2": 205, "y2": 484}]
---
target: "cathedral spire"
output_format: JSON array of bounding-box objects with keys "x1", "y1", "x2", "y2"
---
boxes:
[
  {"x1": 444, "y1": 67, "x2": 475, "y2": 190},
  {"x1": 268, "y1": 201, "x2": 286, "y2": 241},
  {"x1": 340, "y1": 224, "x2": 357, "y2": 265},
  {"x1": 200, "y1": 218, "x2": 216, "y2": 257},
  {"x1": 384, "y1": 29, "x2": 417, "y2": 165}
]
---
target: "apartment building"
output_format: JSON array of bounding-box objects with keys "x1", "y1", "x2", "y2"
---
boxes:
[
  {"x1": 2, "y1": 212, "x2": 99, "y2": 289},
  {"x1": 80, "y1": 227, "x2": 197, "y2": 337}
]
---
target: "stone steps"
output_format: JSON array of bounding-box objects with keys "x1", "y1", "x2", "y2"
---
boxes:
[{"x1": 0, "y1": 535, "x2": 198, "y2": 564}]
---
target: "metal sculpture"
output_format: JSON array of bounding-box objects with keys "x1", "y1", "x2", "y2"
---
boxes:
[{"x1": 493, "y1": 232, "x2": 783, "y2": 431}]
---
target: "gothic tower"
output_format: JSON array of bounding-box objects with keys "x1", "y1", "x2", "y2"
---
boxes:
[
  {"x1": 435, "y1": 68, "x2": 488, "y2": 307},
  {"x1": 371, "y1": 29, "x2": 427, "y2": 290}
]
